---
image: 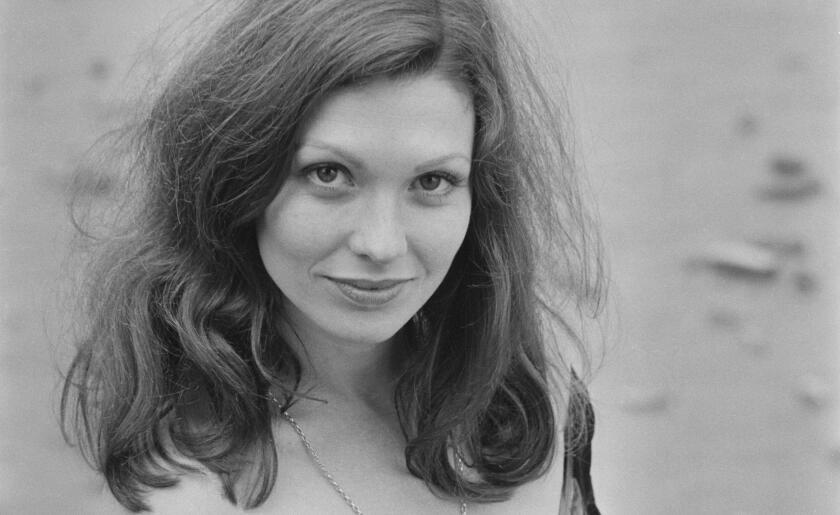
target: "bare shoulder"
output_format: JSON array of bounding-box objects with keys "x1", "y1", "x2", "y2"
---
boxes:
[
  {"x1": 146, "y1": 469, "x2": 241, "y2": 515},
  {"x1": 499, "y1": 379, "x2": 572, "y2": 511},
  {"x1": 470, "y1": 442, "x2": 565, "y2": 514},
  {"x1": 469, "y1": 391, "x2": 569, "y2": 514}
]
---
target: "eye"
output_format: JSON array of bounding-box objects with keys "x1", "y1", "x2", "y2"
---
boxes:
[
  {"x1": 305, "y1": 163, "x2": 352, "y2": 187},
  {"x1": 418, "y1": 175, "x2": 443, "y2": 191},
  {"x1": 311, "y1": 165, "x2": 340, "y2": 184},
  {"x1": 413, "y1": 171, "x2": 462, "y2": 195},
  {"x1": 315, "y1": 166, "x2": 339, "y2": 183}
]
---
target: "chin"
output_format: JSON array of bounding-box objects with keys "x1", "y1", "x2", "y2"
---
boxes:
[
  {"x1": 324, "y1": 315, "x2": 412, "y2": 346},
  {"x1": 282, "y1": 297, "x2": 414, "y2": 348}
]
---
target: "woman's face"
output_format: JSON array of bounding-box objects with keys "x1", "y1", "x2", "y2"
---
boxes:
[{"x1": 257, "y1": 73, "x2": 474, "y2": 347}]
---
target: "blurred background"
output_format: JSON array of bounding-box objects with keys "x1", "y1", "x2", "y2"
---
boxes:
[{"x1": 1, "y1": 0, "x2": 837, "y2": 513}]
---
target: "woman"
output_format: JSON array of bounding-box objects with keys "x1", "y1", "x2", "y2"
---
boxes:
[{"x1": 62, "y1": 0, "x2": 603, "y2": 513}]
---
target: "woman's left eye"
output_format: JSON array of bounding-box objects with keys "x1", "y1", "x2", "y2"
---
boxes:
[
  {"x1": 414, "y1": 172, "x2": 459, "y2": 194},
  {"x1": 418, "y1": 175, "x2": 443, "y2": 191}
]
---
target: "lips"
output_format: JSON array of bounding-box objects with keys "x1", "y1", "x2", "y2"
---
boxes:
[
  {"x1": 329, "y1": 278, "x2": 410, "y2": 289},
  {"x1": 324, "y1": 276, "x2": 412, "y2": 307}
]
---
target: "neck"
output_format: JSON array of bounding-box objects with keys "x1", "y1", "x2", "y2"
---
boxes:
[{"x1": 281, "y1": 321, "x2": 404, "y2": 414}]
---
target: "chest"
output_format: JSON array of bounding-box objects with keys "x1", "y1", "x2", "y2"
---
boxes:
[{"x1": 247, "y1": 422, "x2": 565, "y2": 515}]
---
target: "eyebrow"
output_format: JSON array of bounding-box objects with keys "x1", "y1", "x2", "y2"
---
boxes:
[
  {"x1": 298, "y1": 140, "x2": 364, "y2": 170},
  {"x1": 298, "y1": 140, "x2": 471, "y2": 172}
]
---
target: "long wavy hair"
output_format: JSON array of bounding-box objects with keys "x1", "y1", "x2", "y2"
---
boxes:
[{"x1": 61, "y1": 0, "x2": 603, "y2": 511}]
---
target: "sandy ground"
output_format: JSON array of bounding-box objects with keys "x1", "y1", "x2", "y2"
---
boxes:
[{"x1": 1, "y1": 1, "x2": 838, "y2": 513}]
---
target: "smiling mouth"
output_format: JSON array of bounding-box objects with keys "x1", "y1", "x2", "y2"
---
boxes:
[
  {"x1": 325, "y1": 277, "x2": 412, "y2": 306},
  {"x1": 330, "y1": 277, "x2": 410, "y2": 289}
]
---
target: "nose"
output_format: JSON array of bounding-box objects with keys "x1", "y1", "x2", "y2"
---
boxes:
[{"x1": 347, "y1": 196, "x2": 408, "y2": 263}]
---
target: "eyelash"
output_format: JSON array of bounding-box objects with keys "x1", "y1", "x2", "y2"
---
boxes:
[{"x1": 302, "y1": 163, "x2": 466, "y2": 198}]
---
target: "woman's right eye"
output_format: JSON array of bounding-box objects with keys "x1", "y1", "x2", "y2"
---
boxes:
[{"x1": 305, "y1": 164, "x2": 352, "y2": 188}]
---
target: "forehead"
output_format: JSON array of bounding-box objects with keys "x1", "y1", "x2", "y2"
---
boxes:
[{"x1": 297, "y1": 74, "x2": 475, "y2": 154}]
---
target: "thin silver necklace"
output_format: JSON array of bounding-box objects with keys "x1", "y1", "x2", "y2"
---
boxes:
[{"x1": 270, "y1": 393, "x2": 468, "y2": 514}]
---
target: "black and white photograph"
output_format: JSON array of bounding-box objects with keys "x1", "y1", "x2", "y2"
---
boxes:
[{"x1": 1, "y1": 1, "x2": 837, "y2": 513}]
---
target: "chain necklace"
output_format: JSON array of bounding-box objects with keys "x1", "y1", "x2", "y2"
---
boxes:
[{"x1": 270, "y1": 393, "x2": 468, "y2": 514}]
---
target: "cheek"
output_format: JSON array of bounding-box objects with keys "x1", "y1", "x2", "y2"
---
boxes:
[
  {"x1": 413, "y1": 203, "x2": 471, "y2": 274},
  {"x1": 257, "y1": 194, "x2": 332, "y2": 277}
]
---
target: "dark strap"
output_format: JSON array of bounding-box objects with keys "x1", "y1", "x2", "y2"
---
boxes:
[{"x1": 562, "y1": 374, "x2": 600, "y2": 514}]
